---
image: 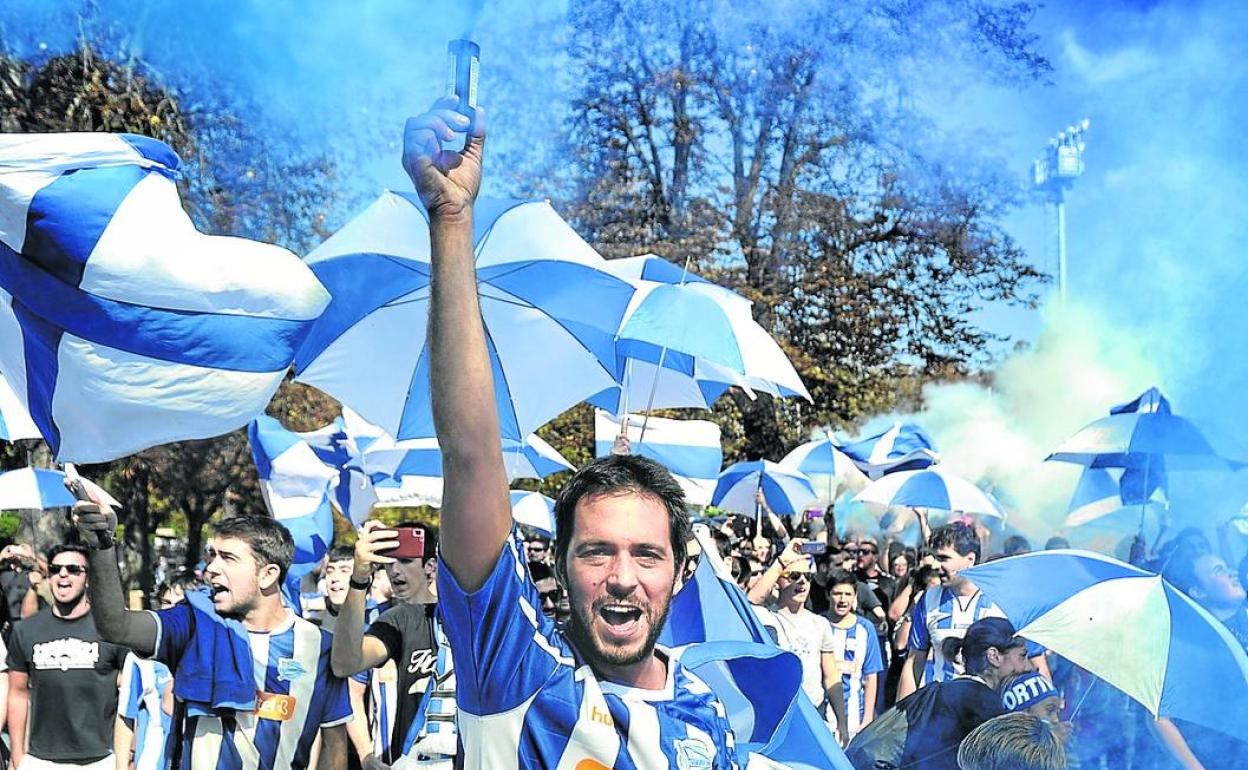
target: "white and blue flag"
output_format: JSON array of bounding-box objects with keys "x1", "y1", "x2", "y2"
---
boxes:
[
  {"x1": 0, "y1": 133, "x2": 329, "y2": 462},
  {"x1": 0, "y1": 372, "x2": 38, "y2": 441},
  {"x1": 248, "y1": 415, "x2": 336, "y2": 578},
  {"x1": 836, "y1": 422, "x2": 940, "y2": 479},
  {"x1": 594, "y1": 409, "x2": 722, "y2": 505}
]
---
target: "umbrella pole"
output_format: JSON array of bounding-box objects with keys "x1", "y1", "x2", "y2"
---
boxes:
[{"x1": 640, "y1": 255, "x2": 695, "y2": 444}]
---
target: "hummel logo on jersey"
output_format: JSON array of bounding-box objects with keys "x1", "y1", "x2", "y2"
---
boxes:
[
  {"x1": 32, "y1": 638, "x2": 99, "y2": 671},
  {"x1": 589, "y1": 705, "x2": 614, "y2": 727}
]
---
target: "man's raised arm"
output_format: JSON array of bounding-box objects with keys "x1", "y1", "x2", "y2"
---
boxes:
[
  {"x1": 404, "y1": 98, "x2": 510, "y2": 592},
  {"x1": 70, "y1": 483, "x2": 158, "y2": 655}
]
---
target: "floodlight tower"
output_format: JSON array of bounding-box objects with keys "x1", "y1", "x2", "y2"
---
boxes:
[{"x1": 1032, "y1": 119, "x2": 1090, "y2": 306}]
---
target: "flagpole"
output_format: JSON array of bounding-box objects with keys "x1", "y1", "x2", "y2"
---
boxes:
[{"x1": 639, "y1": 255, "x2": 694, "y2": 444}]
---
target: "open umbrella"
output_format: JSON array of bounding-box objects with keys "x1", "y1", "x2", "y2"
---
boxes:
[
  {"x1": 295, "y1": 194, "x2": 635, "y2": 442},
  {"x1": 0, "y1": 467, "x2": 78, "y2": 509},
  {"x1": 852, "y1": 466, "x2": 1004, "y2": 519},
  {"x1": 780, "y1": 436, "x2": 869, "y2": 502},
  {"x1": 1048, "y1": 387, "x2": 1240, "y2": 471},
  {"x1": 509, "y1": 490, "x2": 557, "y2": 536},
  {"x1": 712, "y1": 460, "x2": 817, "y2": 517},
  {"x1": 367, "y1": 433, "x2": 575, "y2": 483},
  {"x1": 963, "y1": 550, "x2": 1248, "y2": 737},
  {"x1": 589, "y1": 255, "x2": 809, "y2": 416}
]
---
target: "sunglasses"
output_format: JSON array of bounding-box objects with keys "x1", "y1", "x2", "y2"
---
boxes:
[
  {"x1": 859, "y1": 547, "x2": 878, "y2": 555},
  {"x1": 50, "y1": 564, "x2": 87, "y2": 577},
  {"x1": 781, "y1": 571, "x2": 810, "y2": 582}
]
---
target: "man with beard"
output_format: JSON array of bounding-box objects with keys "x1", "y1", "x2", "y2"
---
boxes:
[
  {"x1": 408, "y1": 96, "x2": 742, "y2": 768},
  {"x1": 70, "y1": 506, "x2": 352, "y2": 770},
  {"x1": 6, "y1": 544, "x2": 127, "y2": 770},
  {"x1": 330, "y1": 521, "x2": 456, "y2": 769}
]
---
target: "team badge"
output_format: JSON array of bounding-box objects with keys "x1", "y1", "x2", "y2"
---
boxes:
[
  {"x1": 277, "y1": 657, "x2": 307, "y2": 682},
  {"x1": 674, "y1": 738, "x2": 713, "y2": 770}
]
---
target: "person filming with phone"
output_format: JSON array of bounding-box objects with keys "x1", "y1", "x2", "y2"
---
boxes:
[{"x1": 330, "y1": 521, "x2": 456, "y2": 770}]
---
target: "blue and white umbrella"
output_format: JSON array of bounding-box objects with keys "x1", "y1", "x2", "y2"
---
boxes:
[
  {"x1": 836, "y1": 422, "x2": 940, "y2": 479},
  {"x1": 964, "y1": 550, "x2": 1248, "y2": 736},
  {"x1": 1048, "y1": 387, "x2": 1241, "y2": 471},
  {"x1": 510, "y1": 490, "x2": 557, "y2": 536},
  {"x1": 367, "y1": 433, "x2": 575, "y2": 483},
  {"x1": 590, "y1": 255, "x2": 809, "y2": 415},
  {"x1": 0, "y1": 467, "x2": 78, "y2": 510},
  {"x1": 852, "y1": 466, "x2": 1004, "y2": 519},
  {"x1": 295, "y1": 193, "x2": 634, "y2": 442},
  {"x1": 0, "y1": 133, "x2": 329, "y2": 462},
  {"x1": 712, "y1": 460, "x2": 817, "y2": 517},
  {"x1": 779, "y1": 436, "x2": 869, "y2": 501},
  {"x1": 594, "y1": 409, "x2": 722, "y2": 506}
]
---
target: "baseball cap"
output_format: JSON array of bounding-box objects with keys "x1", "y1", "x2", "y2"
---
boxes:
[{"x1": 1001, "y1": 672, "x2": 1060, "y2": 712}]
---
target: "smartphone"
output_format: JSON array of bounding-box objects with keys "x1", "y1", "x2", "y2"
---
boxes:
[
  {"x1": 804, "y1": 508, "x2": 824, "y2": 520},
  {"x1": 381, "y1": 527, "x2": 426, "y2": 560},
  {"x1": 446, "y1": 39, "x2": 480, "y2": 120},
  {"x1": 798, "y1": 542, "x2": 827, "y2": 556}
]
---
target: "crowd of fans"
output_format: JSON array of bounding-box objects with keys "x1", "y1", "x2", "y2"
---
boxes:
[{"x1": 0, "y1": 491, "x2": 1239, "y2": 770}]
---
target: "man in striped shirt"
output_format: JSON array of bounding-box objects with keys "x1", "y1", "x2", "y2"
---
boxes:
[
  {"x1": 72, "y1": 507, "x2": 352, "y2": 770},
  {"x1": 898, "y1": 523, "x2": 1047, "y2": 699},
  {"x1": 825, "y1": 570, "x2": 883, "y2": 744},
  {"x1": 407, "y1": 97, "x2": 746, "y2": 769}
]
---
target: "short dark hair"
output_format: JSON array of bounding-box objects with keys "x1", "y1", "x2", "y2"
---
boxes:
[
  {"x1": 827, "y1": 568, "x2": 858, "y2": 592},
  {"x1": 327, "y1": 545, "x2": 355, "y2": 563},
  {"x1": 157, "y1": 570, "x2": 199, "y2": 596},
  {"x1": 1003, "y1": 535, "x2": 1032, "y2": 557},
  {"x1": 213, "y1": 515, "x2": 295, "y2": 582},
  {"x1": 928, "y1": 521, "x2": 981, "y2": 561},
  {"x1": 1162, "y1": 543, "x2": 1205, "y2": 594},
  {"x1": 553, "y1": 455, "x2": 689, "y2": 584},
  {"x1": 528, "y1": 561, "x2": 555, "y2": 583},
  {"x1": 47, "y1": 543, "x2": 89, "y2": 565},
  {"x1": 1043, "y1": 536, "x2": 1070, "y2": 551}
]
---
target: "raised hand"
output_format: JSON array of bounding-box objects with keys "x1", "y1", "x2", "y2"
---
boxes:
[
  {"x1": 402, "y1": 96, "x2": 486, "y2": 221},
  {"x1": 67, "y1": 476, "x2": 118, "y2": 550}
]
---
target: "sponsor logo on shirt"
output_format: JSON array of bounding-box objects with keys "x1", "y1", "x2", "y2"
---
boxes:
[
  {"x1": 674, "y1": 737, "x2": 713, "y2": 770},
  {"x1": 31, "y1": 637, "x2": 99, "y2": 671}
]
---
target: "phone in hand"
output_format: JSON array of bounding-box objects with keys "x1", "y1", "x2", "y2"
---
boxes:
[
  {"x1": 380, "y1": 527, "x2": 426, "y2": 560},
  {"x1": 804, "y1": 507, "x2": 824, "y2": 520},
  {"x1": 798, "y1": 542, "x2": 827, "y2": 556}
]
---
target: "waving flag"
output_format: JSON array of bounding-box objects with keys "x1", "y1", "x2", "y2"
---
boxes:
[
  {"x1": 594, "y1": 409, "x2": 722, "y2": 505},
  {"x1": 836, "y1": 422, "x2": 939, "y2": 479},
  {"x1": 0, "y1": 133, "x2": 329, "y2": 462},
  {"x1": 0, "y1": 372, "x2": 38, "y2": 441},
  {"x1": 296, "y1": 408, "x2": 381, "y2": 526},
  {"x1": 248, "y1": 416, "x2": 336, "y2": 577},
  {"x1": 661, "y1": 527, "x2": 853, "y2": 770}
]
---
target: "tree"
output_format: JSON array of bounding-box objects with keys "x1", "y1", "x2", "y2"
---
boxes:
[{"x1": 547, "y1": 0, "x2": 1050, "y2": 459}]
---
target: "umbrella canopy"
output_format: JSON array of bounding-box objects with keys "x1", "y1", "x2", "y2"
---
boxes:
[
  {"x1": 852, "y1": 466, "x2": 1004, "y2": 519},
  {"x1": 963, "y1": 550, "x2": 1248, "y2": 736},
  {"x1": 836, "y1": 422, "x2": 940, "y2": 479},
  {"x1": 590, "y1": 255, "x2": 809, "y2": 415},
  {"x1": 368, "y1": 433, "x2": 575, "y2": 483},
  {"x1": 509, "y1": 490, "x2": 557, "y2": 536},
  {"x1": 295, "y1": 194, "x2": 635, "y2": 442},
  {"x1": 1048, "y1": 387, "x2": 1240, "y2": 470},
  {"x1": 780, "y1": 437, "x2": 869, "y2": 501},
  {"x1": 0, "y1": 467, "x2": 77, "y2": 509},
  {"x1": 712, "y1": 460, "x2": 817, "y2": 517}
]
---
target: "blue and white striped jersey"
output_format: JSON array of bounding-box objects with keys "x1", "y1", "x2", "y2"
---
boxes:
[
  {"x1": 153, "y1": 605, "x2": 352, "y2": 770},
  {"x1": 119, "y1": 652, "x2": 174, "y2": 770},
  {"x1": 828, "y1": 616, "x2": 883, "y2": 735},
  {"x1": 909, "y1": 587, "x2": 1005, "y2": 685},
  {"x1": 438, "y1": 533, "x2": 742, "y2": 769}
]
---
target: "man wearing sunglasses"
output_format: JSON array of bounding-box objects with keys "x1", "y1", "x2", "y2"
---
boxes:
[
  {"x1": 6, "y1": 544, "x2": 128, "y2": 770},
  {"x1": 748, "y1": 540, "x2": 840, "y2": 714}
]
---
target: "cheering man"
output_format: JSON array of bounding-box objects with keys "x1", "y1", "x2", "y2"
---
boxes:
[{"x1": 407, "y1": 96, "x2": 743, "y2": 767}]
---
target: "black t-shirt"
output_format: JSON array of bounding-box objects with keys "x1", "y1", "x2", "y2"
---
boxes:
[
  {"x1": 365, "y1": 601, "x2": 439, "y2": 763},
  {"x1": 7, "y1": 608, "x2": 128, "y2": 762},
  {"x1": 898, "y1": 677, "x2": 1006, "y2": 770}
]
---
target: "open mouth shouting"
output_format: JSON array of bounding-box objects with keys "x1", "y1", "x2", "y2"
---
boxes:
[{"x1": 595, "y1": 600, "x2": 647, "y2": 644}]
